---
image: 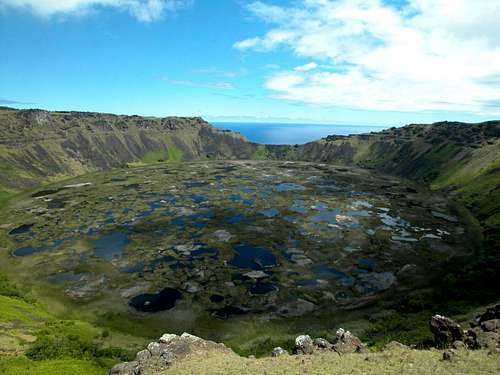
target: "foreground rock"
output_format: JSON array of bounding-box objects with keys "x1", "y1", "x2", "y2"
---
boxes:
[
  {"x1": 294, "y1": 335, "x2": 314, "y2": 355},
  {"x1": 332, "y1": 328, "x2": 367, "y2": 354},
  {"x1": 109, "y1": 333, "x2": 232, "y2": 375},
  {"x1": 430, "y1": 315, "x2": 464, "y2": 348},
  {"x1": 292, "y1": 329, "x2": 366, "y2": 356},
  {"x1": 430, "y1": 305, "x2": 500, "y2": 352}
]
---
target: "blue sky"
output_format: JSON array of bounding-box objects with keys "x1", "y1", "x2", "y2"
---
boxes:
[{"x1": 1, "y1": 0, "x2": 499, "y2": 126}]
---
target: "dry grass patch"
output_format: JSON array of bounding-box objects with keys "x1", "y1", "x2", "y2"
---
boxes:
[{"x1": 164, "y1": 349, "x2": 500, "y2": 375}]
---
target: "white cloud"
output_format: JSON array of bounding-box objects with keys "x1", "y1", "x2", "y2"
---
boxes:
[
  {"x1": 234, "y1": 37, "x2": 261, "y2": 50},
  {"x1": 235, "y1": 0, "x2": 500, "y2": 114},
  {"x1": 294, "y1": 62, "x2": 318, "y2": 72},
  {"x1": 0, "y1": 0, "x2": 193, "y2": 22},
  {"x1": 159, "y1": 76, "x2": 234, "y2": 90}
]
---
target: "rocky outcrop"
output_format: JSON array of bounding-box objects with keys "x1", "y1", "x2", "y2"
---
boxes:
[
  {"x1": 430, "y1": 306, "x2": 500, "y2": 352},
  {"x1": 292, "y1": 329, "x2": 366, "y2": 356},
  {"x1": 332, "y1": 328, "x2": 367, "y2": 354},
  {"x1": 294, "y1": 335, "x2": 314, "y2": 355},
  {"x1": 109, "y1": 332, "x2": 232, "y2": 375},
  {"x1": 109, "y1": 308, "x2": 500, "y2": 374},
  {"x1": 430, "y1": 315, "x2": 464, "y2": 348}
]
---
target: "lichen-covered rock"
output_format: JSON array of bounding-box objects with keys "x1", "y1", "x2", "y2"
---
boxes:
[
  {"x1": 430, "y1": 315, "x2": 464, "y2": 348},
  {"x1": 294, "y1": 335, "x2": 314, "y2": 355},
  {"x1": 108, "y1": 362, "x2": 139, "y2": 375},
  {"x1": 109, "y1": 333, "x2": 232, "y2": 375},
  {"x1": 313, "y1": 338, "x2": 332, "y2": 350},
  {"x1": 271, "y1": 347, "x2": 288, "y2": 357},
  {"x1": 332, "y1": 328, "x2": 367, "y2": 354}
]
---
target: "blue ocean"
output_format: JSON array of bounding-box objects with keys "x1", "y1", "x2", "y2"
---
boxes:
[{"x1": 213, "y1": 122, "x2": 389, "y2": 145}]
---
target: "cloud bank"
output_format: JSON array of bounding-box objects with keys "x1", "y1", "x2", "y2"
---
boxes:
[
  {"x1": 0, "y1": 0, "x2": 193, "y2": 22},
  {"x1": 235, "y1": 0, "x2": 500, "y2": 114}
]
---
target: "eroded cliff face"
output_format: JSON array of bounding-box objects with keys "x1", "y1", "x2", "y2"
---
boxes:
[{"x1": 0, "y1": 107, "x2": 259, "y2": 192}]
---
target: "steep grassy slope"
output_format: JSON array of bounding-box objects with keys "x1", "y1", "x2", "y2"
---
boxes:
[
  {"x1": 0, "y1": 107, "x2": 259, "y2": 194},
  {"x1": 0, "y1": 273, "x2": 146, "y2": 374},
  {"x1": 268, "y1": 121, "x2": 500, "y2": 302}
]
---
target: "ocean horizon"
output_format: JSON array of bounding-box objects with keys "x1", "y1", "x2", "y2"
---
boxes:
[{"x1": 213, "y1": 122, "x2": 390, "y2": 145}]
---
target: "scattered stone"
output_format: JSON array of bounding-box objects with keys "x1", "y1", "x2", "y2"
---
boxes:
[
  {"x1": 294, "y1": 335, "x2": 314, "y2": 355},
  {"x1": 431, "y1": 211, "x2": 459, "y2": 223},
  {"x1": 391, "y1": 235, "x2": 418, "y2": 242},
  {"x1": 63, "y1": 182, "x2": 92, "y2": 188},
  {"x1": 271, "y1": 347, "x2": 288, "y2": 357},
  {"x1": 332, "y1": 328, "x2": 367, "y2": 354},
  {"x1": 183, "y1": 281, "x2": 202, "y2": 293},
  {"x1": 421, "y1": 233, "x2": 441, "y2": 240},
  {"x1": 313, "y1": 338, "x2": 332, "y2": 350},
  {"x1": 442, "y1": 349, "x2": 456, "y2": 361},
  {"x1": 109, "y1": 362, "x2": 139, "y2": 375},
  {"x1": 213, "y1": 229, "x2": 232, "y2": 243},
  {"x1": 481, "y1": 319, "x2": 500, "y2": 332},
  {"x1": 243, "y1": 270, "x2": 269, "y2": 279},
  {"x1": 430, "y1": 315, "x2": 464, "y2": 348}
]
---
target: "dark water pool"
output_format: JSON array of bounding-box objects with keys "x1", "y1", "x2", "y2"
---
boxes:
[
  {"x1": 229, "y1": 244, "x2": 278, "y2": 270},
  {"x1": 129, "y1": 288, "x2": 182, "y2": 312}
]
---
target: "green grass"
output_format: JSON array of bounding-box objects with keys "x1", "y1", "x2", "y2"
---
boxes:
[
  {"x1": 0, "y1": 296, "x2": 51, "y2": 326},
  {"x1": 0, "y1": 357, "x2": 106, "y2": 375},
  {"x1": 253, "y1": 145, "x2": 268, "y2": 160},
  {"x1": 0, "y1": 190, "x2": 15, "y2": 209},
  {"x1": 141, "y1": 145, "x2": 183, "y2": 164}
]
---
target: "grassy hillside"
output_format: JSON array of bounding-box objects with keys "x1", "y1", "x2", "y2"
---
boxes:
[
  {"x1": 0, "y1": 107, "x2": 259, "y2": 196},
  {"x1": 0, "y1": 273, "x2": 145, "y2": 374}
]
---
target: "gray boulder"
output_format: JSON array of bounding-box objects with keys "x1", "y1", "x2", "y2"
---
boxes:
[
  {"x1": 430, "y1": 315, "x2": 464, "y2": 348},
  {"x1": 332, "y1": 328, "x2": 367, "y2": 354},
  {"x1": 481, "y1": 319, "x2": 500, "y2": 332},
  {"x1": 271, "y1": 347, "x2": 288, "y2": 357},
  {"x1": 294, "y1": 335, "x2": 314, "y2": 355},
  {"x1": 313, "y1": 338, "x2": 332, "y2": 350},
  {"x1": 109, "y1": 362, "x2": 139, "y2": 375}
]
